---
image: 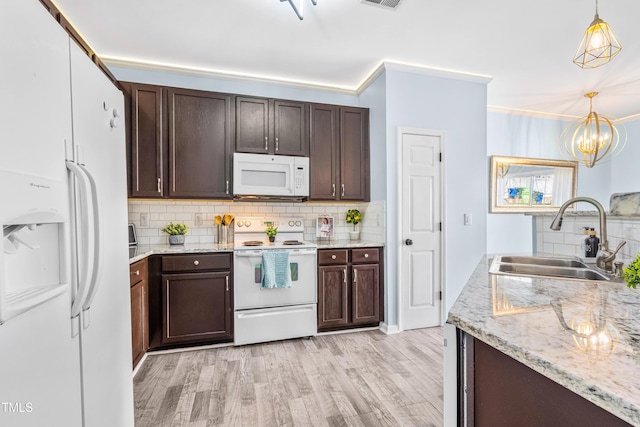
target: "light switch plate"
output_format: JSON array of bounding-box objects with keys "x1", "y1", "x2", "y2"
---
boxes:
[
  {"x1": 195, "y1": 213, "x2": 203, "y2": 226},
  {"x1": 140, "y1": 213, "x2": 149, "y2": 227},
  {"x1": 464, "y1": 213, "x2": 472, "y2": 226}
]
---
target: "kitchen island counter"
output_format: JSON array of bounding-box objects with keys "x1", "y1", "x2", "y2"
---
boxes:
[
  {"x1": 129, "y1": 243, "x2": 233, "y2": 264},
  {"x1": 447, "y1": 255, "x2": 640, "y2": 425}
]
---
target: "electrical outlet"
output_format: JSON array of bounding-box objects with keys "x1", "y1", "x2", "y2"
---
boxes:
[
  {"x1": 140, "y1": 213, "x2": 149, "y2": 227},
  {"x1": 195, "y1": 213, "x2": 203, "y2": 226}
]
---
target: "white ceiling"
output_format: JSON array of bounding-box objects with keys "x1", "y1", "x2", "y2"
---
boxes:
[{"x1": 54, "y1": 0, "x2": 640, "y2": 119}]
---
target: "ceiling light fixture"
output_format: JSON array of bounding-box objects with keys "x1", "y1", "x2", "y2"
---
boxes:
[
  {"x1": 281, "y1": 0, "x2": 317, "y2": 20},
  {"x1": 559, "y1": 92, "x2": 626, "y2": 168},
  {"x1": 573, "y1": 0, "x2": 622, "y2": 69}
]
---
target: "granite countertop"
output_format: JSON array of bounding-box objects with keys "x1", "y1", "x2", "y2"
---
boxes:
[
  {"x1": 447, "y1": 255, "x2": 640, "y2": 425},
  {"x1": 129, "y1": 243, "x2": 233, "y2": 263},
  {"x1": 312, "y1": 239, "x2": 385, "y2": 249}
]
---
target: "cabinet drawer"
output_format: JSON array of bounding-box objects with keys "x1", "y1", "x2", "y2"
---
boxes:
[
  {"x1": 352, "y1": 248, "x2": 379, "y2": 264},
  {"x1": 130, "y1": 259, "x2": 148, "y2": 287},
  {"x1": 162, "y1": 253, "x2": 232, "y2": 272},
  {"x1": 318, "y1": 250, "x2": 348, "y2": 265}
]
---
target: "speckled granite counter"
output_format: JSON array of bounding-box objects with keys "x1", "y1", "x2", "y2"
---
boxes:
[
  {"x1": 447, "y1": 255, "x2": 640, "y2": 425},
  {"x1": 129, "y1": 243, "x2": 233, "y2": 264},
  {"x1": 312, "y1": 239, "x2": 384, "y2": 249}
]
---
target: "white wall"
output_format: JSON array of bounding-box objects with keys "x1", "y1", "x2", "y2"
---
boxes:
[
  {"x1": 383, "y1": 67, "x2": 488, "y2": 318},
  {"x1": 611, "y1": 119, "x2": 640, "y2": 193}
]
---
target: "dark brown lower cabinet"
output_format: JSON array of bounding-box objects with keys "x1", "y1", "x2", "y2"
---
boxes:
[
  {"x1": 130, "y1": 259, "x2": 148, "y2": 369},
  {"x1": 318, "y1": 247, "x2": 382, "y2": 332},
  {"x1": 161, "y1": 271, "x2": 232, "y2": 345},
  {"x1": 148, "y1": 253, "x2": 234, "y2": 350},
  {"x1": 464, "y1": 334, "x2": 631, "y2": 427}
]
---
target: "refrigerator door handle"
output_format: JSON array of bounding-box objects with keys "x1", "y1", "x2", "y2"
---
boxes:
[
  {"x1": 79, "y1": 163, "x2": 102, "y2": 314},
  {"x1": 66, "y1": 161, "x2": 94, "y2": 319}
]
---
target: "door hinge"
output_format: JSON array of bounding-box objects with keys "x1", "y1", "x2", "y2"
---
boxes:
[
  {"x1": 439, "y1": 222, "x2": 442, "y2": 231},
  {"x1": 439, "y1": 291, "x2": 443, "y2": 300},
  {"x1": 439, "y1": 153, "x2": 442, "y2": 162}
]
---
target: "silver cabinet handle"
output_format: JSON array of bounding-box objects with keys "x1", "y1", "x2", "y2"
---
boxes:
[
  {"x1": 132, "y1": 270, "x2": 140, "y2": 276},
  {"x1": 332, "y1": 184, "x2": 335, "y2": 197},
  {"x1": 157, "y1": 178, "x2": 161, "y2": 193},
  {"x1": 275, "y1": 137, "x2": 279, "y2": 152},
  {"x1": 331, "y1": 255, "x2": 337, "y2": 260},
  {"x1": 343, "y1": 268, "x2": 347, "y2": 283},
  {"x1": 264, "y1": 136, "x2": 268, "y2": 151},
  {"x1": 354, "y1": 269, "x2": 357, "y2": 283},
  {"x1": 226, "y1": 180, "x2": 229, "y2": 195},
  {"x1": 226, "y1": 276, "x2": 229, "y2": 291},
  {"x1": 193, "y1": 260, "x2": 199, "y2": 266},
  {"x1": 364, "y1": 254, "x2": 369, "y2": 258},
  {"x1": 341, "y1": 184, "x2": 345, "y2": 197}
]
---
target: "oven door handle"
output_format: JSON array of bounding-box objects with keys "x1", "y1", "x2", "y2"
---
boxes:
[{"x1": 234, "y1": 251, "x2": 263, "y2": 258}]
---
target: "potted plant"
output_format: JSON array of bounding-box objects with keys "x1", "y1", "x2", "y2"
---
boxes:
[
  {"x1": 265, "y1": 225, "x2": 278, "y2": 242},
  {"x1": 346, "y1": 209, "x2": 362, "y2": 240},
  {"x1": 162, "y1": 222, "x2": 188, "y2": 245},
  {"x1": 622, "y1": 254, "x2": 640, "y2": 289}
]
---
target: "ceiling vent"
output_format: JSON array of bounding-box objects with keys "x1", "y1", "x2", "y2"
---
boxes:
[{"x1": 361, "y1": 0, "x2": 403, "y2": 10}]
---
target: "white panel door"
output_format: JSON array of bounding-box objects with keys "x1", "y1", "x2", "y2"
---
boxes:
[
  {"x1": 68, "y1": 42, "x2": 135, "y2": 427},
  {"x1": 400, "y1": 131, "x2": 442, "y2": 330}
]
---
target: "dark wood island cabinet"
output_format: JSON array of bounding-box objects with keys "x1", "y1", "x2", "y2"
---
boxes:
[{"x1": 130, "y1": 259, "x2": 148, "y2": 369}]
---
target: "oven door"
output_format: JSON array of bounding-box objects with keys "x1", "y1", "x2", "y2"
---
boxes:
[{"x1": 234, "y1": 248, "x2": 317, "y2": 310}]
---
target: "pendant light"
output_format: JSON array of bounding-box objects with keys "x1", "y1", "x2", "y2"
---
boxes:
[
  {"x1": 573, "y1": 0, "x2": 622, "y2": 69},
  {"x1": 559, "y1": 92, "x2": 626, "y2": 168}
]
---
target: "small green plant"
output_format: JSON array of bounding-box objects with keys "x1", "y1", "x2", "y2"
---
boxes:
[
  {"x1": 346, "y1": 209, "x2": 362, "y2": 230},
  {"x1": 162, "y1": 222, "x2": 189, "y2": 235},
  {"x1": 265, "y1": 225, "x2": 278, "y2": 237},
  {"x1": 623, "y1": 254, "x2": 640, "y2": 289}
]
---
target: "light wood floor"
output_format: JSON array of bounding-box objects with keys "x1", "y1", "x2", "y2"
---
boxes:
[{"x1": 133, "y1": 327, "x2": 444, "y2": 426}]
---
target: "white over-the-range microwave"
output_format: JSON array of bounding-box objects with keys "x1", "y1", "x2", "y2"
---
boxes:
[{"x1": 232, "y1": 153, "x2": 309, "y2": 200}]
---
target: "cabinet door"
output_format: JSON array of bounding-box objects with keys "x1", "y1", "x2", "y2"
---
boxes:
[
  {"x1": 235, "y1": 96, "x2": 269, "y2": 154},
  {"x1": 130, "y1": 280, "x2": 146, "y2": 368},
  {"x1": 351, "y1": 264, "x2": 380, "y2": 325},
  {"x1": 124, "y1": 83, "x2": 165, "y2": 198},
  {"x1": 318, "y1": 265, "x2": 349, "y2": 329},
  {"x1": 167, "y1": 88, "x2": 232, "y2": 198},
  {"x1": 274, "y1": 100, "x2": 309, "y2": 156},
  {"x1": 340, "y1": 107, "x2": 370, "y2": 201},
  {"x1": 309, "y1": 104, "x2": 339, "y2": 200},
  {"x1": 161, "y1": 271, "x2": 232, "y2": 345}
]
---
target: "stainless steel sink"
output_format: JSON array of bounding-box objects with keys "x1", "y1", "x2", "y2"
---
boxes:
[
  {"x1": 497, "y1": 255, "x2": 589, "y2": 269},
  {"x1": 489, "y1": 255, "x2": 611, "y2": 281}
]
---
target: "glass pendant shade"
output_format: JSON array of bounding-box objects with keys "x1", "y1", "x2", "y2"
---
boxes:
[
  {"x1": 573, "y1": 8, "x2": 622, "y2": 68},
  {"x1": 560, "y1": 92, "x2": 625, "y2": 168}
]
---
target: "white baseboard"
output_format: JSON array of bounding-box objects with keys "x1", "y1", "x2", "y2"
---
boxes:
[{"x1": 380, "y1": 322, "x2": 400, "y2": 334}]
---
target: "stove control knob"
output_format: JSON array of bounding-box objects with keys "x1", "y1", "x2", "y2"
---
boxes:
[
  {"x1": 245, "y1": 221, "x2": 251, "y2": 227},
  {"x1": 295, "y1": 220, "x2": 302, "y2": 227},
  {"x1": 288, "y1": 221, "x2": 294, "y2": 227},
  {"x1": 237, "y1": 221, "x2": 244, "y2": 227}
]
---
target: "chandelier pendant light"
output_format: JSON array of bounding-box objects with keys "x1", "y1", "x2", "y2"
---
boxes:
[
  {"x1": 573, "y1": 0, "x2": 622, "y2": 69},
  {"x1": 281, "y1": 0, "x2": 317, "y2": 20},
  {"x1": 560, "y1": 92, "x2": 626, "y2": 168}
]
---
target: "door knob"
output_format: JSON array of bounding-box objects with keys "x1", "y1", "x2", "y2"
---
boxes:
[{"x1": 405, "y1": 239, "x2": 413, "y2": 246}]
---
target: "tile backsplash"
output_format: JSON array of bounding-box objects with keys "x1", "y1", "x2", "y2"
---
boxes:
[
  {"x1": 128, "y1": 199, "x2": 386, "y2": 245},
  {"x1": 534, "y1": 214, "x2": 640, "y2": 264}
]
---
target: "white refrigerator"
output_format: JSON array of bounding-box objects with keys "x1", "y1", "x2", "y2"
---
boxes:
[{"x1": 0, "y1": 1, "x2": 134, "y2": 426}]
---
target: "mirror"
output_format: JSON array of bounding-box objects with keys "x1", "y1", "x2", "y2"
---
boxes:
[{"x1": 490, "y1": 155, "x2": 578, "y2": 213}]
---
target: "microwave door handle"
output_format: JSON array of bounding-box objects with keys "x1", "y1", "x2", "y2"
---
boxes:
[
  {"x1": 289, "y1": 163, "x2": 295, "y2": 194},
  {"x1": 66, "y1": 161, "x2": 93, "y2": 319},
  {"x1": 79, "y1": 163, "x2": 102, "y2": 314}
]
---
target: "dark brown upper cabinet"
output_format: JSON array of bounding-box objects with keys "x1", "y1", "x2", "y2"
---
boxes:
[
  {"x1": 309, "y1": 105, "x2": 370, "y2": 201},
  {"x1": 122, "y1": 83, "x2": 233, "y2": 199},
  {"x1": 235, "y1": 96, "x2": 309, "y2": 156},
  {"x1": 122, "y1": 82, "x2": 165, "y2": 198},
  {"x1": 167, "y1": 88, "x2": 233, "y2": 199}
]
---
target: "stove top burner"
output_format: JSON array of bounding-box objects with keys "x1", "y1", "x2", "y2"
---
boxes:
[
  {"x1": 242, "y1": 241, "x2": 264, "y2": 246},
  {"x1": 283, "y1": 240, "x2": 304, "y2": 245}
]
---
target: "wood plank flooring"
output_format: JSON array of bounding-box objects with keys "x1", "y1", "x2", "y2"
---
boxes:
[{"x1": 133, "y1": 327, "x2": 444, "y2": 426}]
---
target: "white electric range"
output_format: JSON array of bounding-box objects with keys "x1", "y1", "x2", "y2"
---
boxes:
[{"x1": 233, "y1": 217, "x2": 317, "y2": 346}]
